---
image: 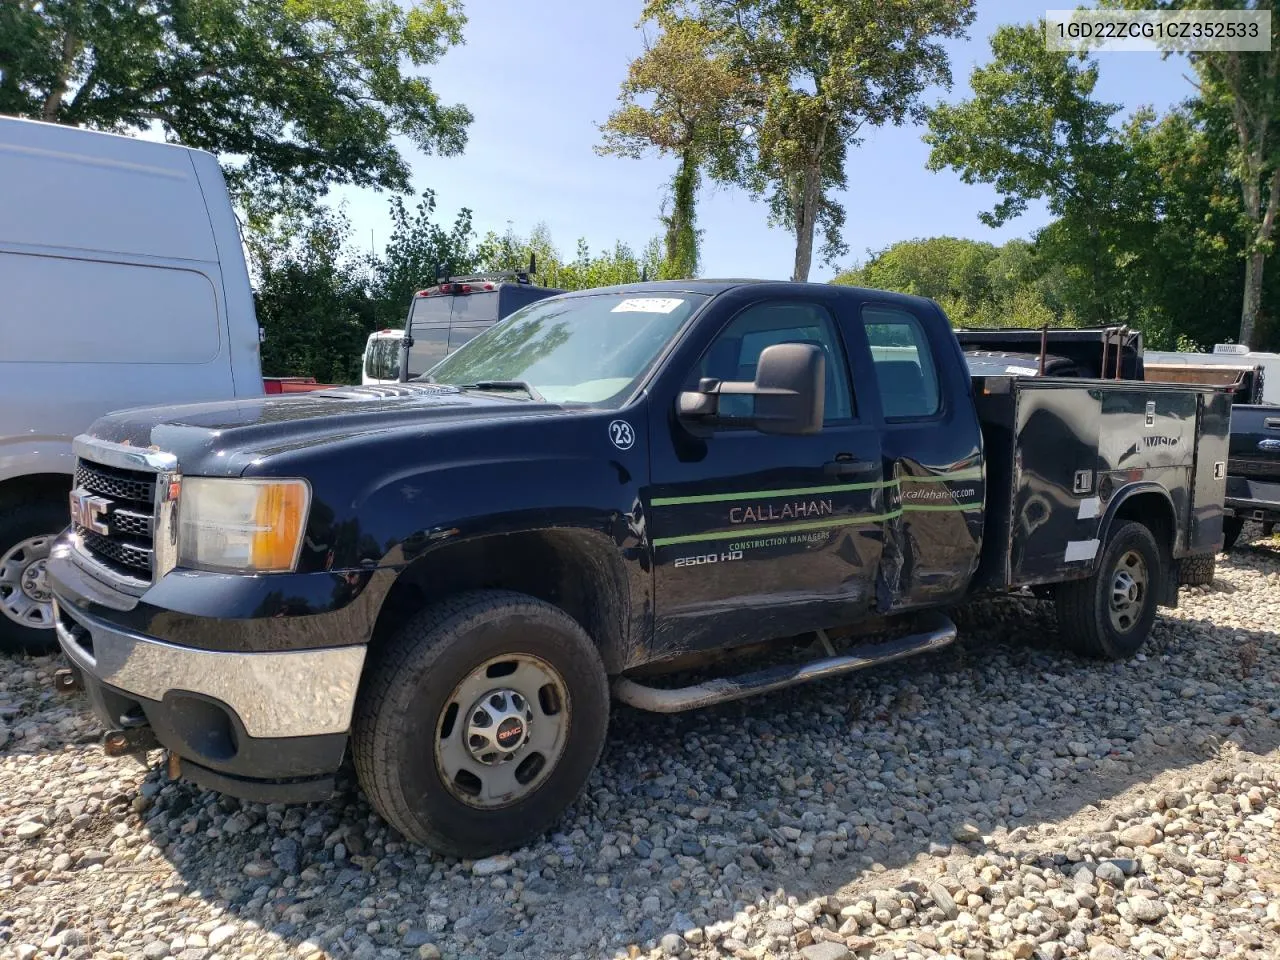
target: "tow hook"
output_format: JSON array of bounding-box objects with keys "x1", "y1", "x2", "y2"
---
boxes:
[
  {"x1": 53, "y1": 667, "x2": 83, "y2": 695},
  {"x1": 102, "y1": 725, "x2": 159, "y2": 757}
]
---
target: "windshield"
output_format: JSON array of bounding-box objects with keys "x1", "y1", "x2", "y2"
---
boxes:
[
  {"x1": 423, "y1": 292, "x2": 708, "y2": 406},
  {"x1": 365, "y1": 336, "x2": 403, "y2": 381}
]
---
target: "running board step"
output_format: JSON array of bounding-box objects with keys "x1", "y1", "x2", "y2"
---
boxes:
[{"x1": 613, "y1": 612, "x2": 957, "y2": 713}]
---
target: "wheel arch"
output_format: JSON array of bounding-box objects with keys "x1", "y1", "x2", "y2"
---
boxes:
[
  {"x1": 0, "y1": 472, "x2": 74, "y2": 507},
  {"x1": 368, "y1": 528, "x2": 634, "y2": 674},
  {"x1": 1096, "y1": 484, "x2": 1178, "y2": 604}
]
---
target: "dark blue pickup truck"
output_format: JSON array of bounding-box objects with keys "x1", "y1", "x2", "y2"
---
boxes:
[
  {"x1": 1223, "y1": 404, "x2": 1280, "y2": 548},
  {"x1": 47, "y1": 281, "x2": 1230, "y2": 856}
]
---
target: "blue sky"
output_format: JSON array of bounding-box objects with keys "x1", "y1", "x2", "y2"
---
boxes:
[{"x1": 330, "y1": 0, "x2": 1196, "y2": 281}]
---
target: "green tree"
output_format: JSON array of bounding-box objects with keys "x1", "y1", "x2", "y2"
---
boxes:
[
  {"x1": 924, "y1": 22, "x2": 1146, "y2": 324},
  {"x1": 370, "y1": 191, "x2": 479, "y2": 329},
  {"x1": 0, "y1": 0, "x2": 471, "y2": 214},
  {"x1": 651, "y1": 0, "x2": 974, "y2": 281},
  {"x1": 598, "y1": 15, "x2": 748, "y2": 278},
  {"x1": 251, "y1": 205, "x2": 375, "y2": 384},
  {"x1": 477, "y1": 225, "x2": 664, "y2": 291},
  {"x1": 834, "y1": 236, "x2": 1074, "y2": 328},
  {"x1": 1111, "y1": 0, "x2": 1280, "y2": 347}
]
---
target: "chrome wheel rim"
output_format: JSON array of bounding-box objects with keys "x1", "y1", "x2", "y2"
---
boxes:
[
  {"x1": 0, "y1": 535, "x2": 55, "y2": 630},
  {"x1": 435, "y1": 654, "x2": 570, "y2": 808},
  {"x1": 1109, "y1": 549, "x2": 1148, "y2": 633}
]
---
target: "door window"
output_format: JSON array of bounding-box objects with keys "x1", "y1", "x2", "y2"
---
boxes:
[
  {"x1": 862, "y1": 305, "x2": 941, "y2": 419},
  {"x1": 695, "y1": 301, "x2": 853, "y2": 423}
]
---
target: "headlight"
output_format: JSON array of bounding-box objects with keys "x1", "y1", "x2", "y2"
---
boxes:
[{"x1": 177, "y1": 478, "x2": 311, "y2": 573}]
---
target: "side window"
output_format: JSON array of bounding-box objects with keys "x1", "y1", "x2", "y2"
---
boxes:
[
  {"x1": 695, "y1": 301, "x2": 853, "y2": 423},
  {"x1": 863, "y1": 305, "x2": 941, "y2": 419}
]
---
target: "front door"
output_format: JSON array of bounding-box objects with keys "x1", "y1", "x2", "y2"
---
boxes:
[{"x1": 645, "y1": 293, "x2": 887, "y2": 657}]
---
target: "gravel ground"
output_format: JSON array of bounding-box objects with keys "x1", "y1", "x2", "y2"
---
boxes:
[{"x1": 2, "y1": 529, "x2": 1278, "y2": 960}]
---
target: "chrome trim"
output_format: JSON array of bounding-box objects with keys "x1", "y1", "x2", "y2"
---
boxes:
[
  {"x1": 54, "y1": 598, "x2": 366, "y2": 739},
  {"x1": 153, "y1": 471, "x2": 180, "y2": 580},
  {"x1": 73, "y1": 434, "x2": 179, "y2": 473},
  {"x1": 71, "y1": 435, "x2": 182, "y2": 585},
  {"x1": 69, "y1": 533, "x2": 150, "y2": 596}
]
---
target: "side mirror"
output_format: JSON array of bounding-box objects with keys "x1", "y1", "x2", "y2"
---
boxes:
[{"x1": 677, "y1": 342, "x2": 825, "y2": 436}]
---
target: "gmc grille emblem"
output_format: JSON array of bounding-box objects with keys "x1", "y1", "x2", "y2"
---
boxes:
[{"x1": 70, "y1": 489, "x2": 112, "y2": 535}]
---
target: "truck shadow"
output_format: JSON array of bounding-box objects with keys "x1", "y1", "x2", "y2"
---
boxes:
[{"x1": 3, "y1": 549, "x2": 1277, "y2": 958}]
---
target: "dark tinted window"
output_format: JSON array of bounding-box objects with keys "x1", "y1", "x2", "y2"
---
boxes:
[
  {"x1": 863, "y1": 305, "x2": 940, "y2": 419},
  {"x1": 695, "y1": 301, "x2": 852, "y2": 423},
  {"x1": 406, "y1": 326, "x2": 450, "y2": 378}
]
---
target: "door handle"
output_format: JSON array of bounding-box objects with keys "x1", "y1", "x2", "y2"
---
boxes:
[{"x1": 823, "y1": 459, "x2": 864, "y2": 478}]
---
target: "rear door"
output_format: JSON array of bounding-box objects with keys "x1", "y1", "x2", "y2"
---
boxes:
[
  {"x1": 645, "y1": 288, "x2": 887, "y2": 655},
  {"x1": 851, "y1": 300, "x2": 985, "y2": 609}
]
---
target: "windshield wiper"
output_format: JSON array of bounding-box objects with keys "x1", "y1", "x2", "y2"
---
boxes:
[{"x1": 457, "y1": 380, "x2": 547, "y2": 402}]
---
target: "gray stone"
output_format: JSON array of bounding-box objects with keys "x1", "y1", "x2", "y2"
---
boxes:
[
  {"x1": 417, "y1": 946, "x2": 441, "y2": 960},
  {"x1": 953, "y1": 822, "x2": 982, "y2": 843},
  {"x1": 142, "y1": 941, "x2": 170, "y2": 960},
  {"x1": 1118, "y1": 824, "x2": 1159, "y2": 848},
  {"x1": 1094, "y1": 861, "x2": 1125, "y2": 885},
  {"x1": 661, "y1": 933, "x2": 687, "y2": 956},
  {"x1": 1127, "y1": 897, "x2": 1167, "y2": 923},
  {"x1": 15, "y1": 821, "x2": 45, "y2": 840},
  {"x1": 800, "y1": 943, "x2": 852, "y2": 960},
  {"x1": 471, "y1": 854, "x2": 515, "y2": 876},
  {"x1": 929, "y1": 881, "x2": 960, "y2": 920}
]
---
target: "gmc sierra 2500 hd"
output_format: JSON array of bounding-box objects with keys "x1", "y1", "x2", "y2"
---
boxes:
[{"x1": 47, "y1": 281, "x2": 1231, "y2": 857}]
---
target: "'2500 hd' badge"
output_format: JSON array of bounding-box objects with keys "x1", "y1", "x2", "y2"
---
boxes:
[{"x1": 608, "y1": 420, "x2": 635, "y2": 450}]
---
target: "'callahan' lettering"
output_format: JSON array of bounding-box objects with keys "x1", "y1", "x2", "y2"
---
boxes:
[{"x1": 729, "y1": 499, "x2": 834, "y2": 524}]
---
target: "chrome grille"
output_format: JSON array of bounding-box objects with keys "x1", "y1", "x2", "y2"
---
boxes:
[
  {"x1": 1229, "y1": 457, "x2": 1277, "y2": 478},
  {"x1": 74, "y1": 462, "x2": 156, "y2": 504},
  {"x1": 73, "y1": 460, "x2": 159, "y2": 580}
]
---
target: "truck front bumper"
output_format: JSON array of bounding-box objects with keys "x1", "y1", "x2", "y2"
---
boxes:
[
  {"x1": 1225, "y1": 476, "x2": 1280, "y2": 524},
  {"x1": 50, "y1": 555, "x2": 366, "y2": 804}
]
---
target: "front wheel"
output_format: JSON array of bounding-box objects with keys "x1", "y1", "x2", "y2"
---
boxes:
[
  {"x1": 0, "y1": 497, "x2": 67, "y2": 656},
  {"x1": 1054, "y1": 521, "x2": 1162, "y2": 660},
  {"x1": 352, "y1": 590, "x2": 609, "y2": 857}
]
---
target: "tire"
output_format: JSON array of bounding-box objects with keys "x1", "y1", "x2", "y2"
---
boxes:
[
  {"x1": 1177, "y1": 553, "x2": 1216, "y2": 587},
  {"x1": 1054, "y1": 521, "x2": 1162, "y2": 660},
  {"x1": 352, "y1": 589, "x2": 610, "y2": 857},
  {"x1": 0, "y1": 496, "x2": 67, "y2": 656},
  {"x1": 1221, "y1": 516, "x2": 1245, "y2": 552}
]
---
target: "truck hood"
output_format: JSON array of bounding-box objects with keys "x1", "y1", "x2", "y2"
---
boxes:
[{"x1": 81, "y1": 383, "x2": 566, "y2": 476}]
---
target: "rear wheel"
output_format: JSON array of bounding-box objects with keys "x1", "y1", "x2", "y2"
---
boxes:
[
  {"x1": 353, "y1": 590, "x2": 609, "y2": 857},
  {"x1": 1055, "y1": 521, "x2": 1162, "y2": 660},
  {"x1": 0, "y1": 497, "x2": 66, "y2": 656},
  {"x1": 1177, "y1": 553, "x2": 1216, "y2": 587},
  {"x1": 1222, "y1": 516, "x2": 1245, "y2": 552}
]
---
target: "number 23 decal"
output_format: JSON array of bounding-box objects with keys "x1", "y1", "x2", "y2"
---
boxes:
[{"x1": 608, "y1": 420, "x2": 635, "y2": 450}]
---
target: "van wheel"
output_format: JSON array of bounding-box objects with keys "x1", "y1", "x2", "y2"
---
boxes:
[
  {"x1": 1054, "y1": 521, "x2": 1161, "y2": 660},
  {"x1": 0, "y1": 498, "x2": 66, "y2": 656},
  {"x1": 353, "y1": 590, "x2": 609, "y2": 857},
  {"x1": 1221, "y1": 516, "x2": 1245, "y2": 552}
]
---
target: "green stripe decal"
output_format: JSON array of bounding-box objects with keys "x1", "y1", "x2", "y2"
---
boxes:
[
  {"x1": 652, "y1": 510, "x2": 903, "y2": 547},
  {"x1": 651, "y1": 479, "x2": 892, "y2": 506},
  {"x1": 902, "y1": 467, "x2": 984, "y2": 483},
  {"x1": 902, "y1": 502, "x2": 984, "y2": 513},
  {"x1": 649, "y1": 468, "x2": 981, "y2": 507}
]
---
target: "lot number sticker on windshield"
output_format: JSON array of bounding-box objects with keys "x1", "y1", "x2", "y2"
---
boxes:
[{"x1": 611, "y1": 297, "x2": 685, "y2": 314}]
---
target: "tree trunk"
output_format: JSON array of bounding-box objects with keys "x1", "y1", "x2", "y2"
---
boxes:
[
  {"x1": 791, "y1": 159, "x2": 822, "y2": 282},
  {"x1": 664, "y1": 147, "x2": 700, "y2": 279},
  {"x1": 41, "y1": 16, "x2": 80, "y2": 122},
  {"x1": 1241, "y1": 249, "x2": 1264, "y2": 349}
]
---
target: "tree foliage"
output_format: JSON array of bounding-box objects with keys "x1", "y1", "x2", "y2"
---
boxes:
[
  {"x1": 598, "y1": 15, "x2": 748, "y2": 278},
  {"x1": 0, "y1": 0, "x2": 472, "y2": 214},
  {"x1": 650, "y1": 0, "x2": 975, "y2": 281},
  {"x1": 477, "y1": 226, "x2": 665, "y2": 291},
  {"x1": 1108, "y1": 0, "x2": 1280, "y2": 347}
]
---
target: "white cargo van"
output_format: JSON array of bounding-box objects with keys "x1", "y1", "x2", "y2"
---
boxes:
[{"x1": 0, "y1": 117, "x2": 264, "y2": 653}]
